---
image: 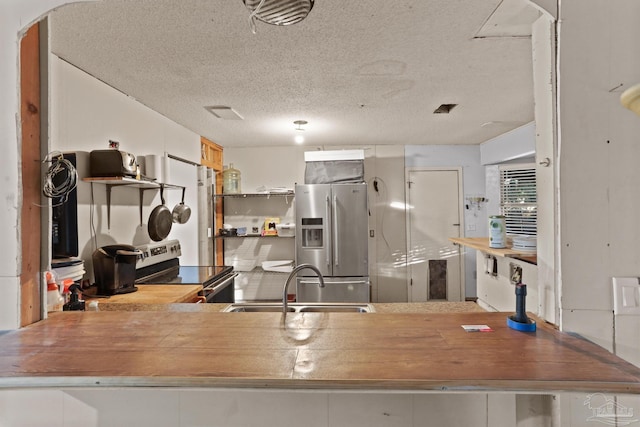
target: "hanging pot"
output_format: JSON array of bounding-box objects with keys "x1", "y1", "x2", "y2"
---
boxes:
[
  {"x1": 148, "y1": 185, "x2": 172, "y2": 241},
  {"x1": 172, "y1": 187, "x2": 191, "y2": 224}
]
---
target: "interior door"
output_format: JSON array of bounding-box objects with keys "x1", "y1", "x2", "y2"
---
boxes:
[{"x1": 406, "y1": 169, "x2": 463, "y2": 301}]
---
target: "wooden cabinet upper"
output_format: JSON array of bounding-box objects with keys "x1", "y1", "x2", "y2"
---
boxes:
[{"x1": 200, "y1": 137, "x2": 223, "y2": 171}]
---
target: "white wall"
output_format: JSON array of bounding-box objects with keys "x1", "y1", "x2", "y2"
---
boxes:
[
  {"x1": 476, "y1": 254, "x2": 539, "y2": 314},
  {"x1": 367, "y1": 145, "x2": 408, "y2": 302},
  {"x1": 532, "y1": 15, "x2": 558, "y2": 325},
  {"x1": 405, "y1": 145, "x2": 486, "y2": 299},
  {"x1": 222, "y1": 145, "x2": 314, "y2": 300},
  {"x1": 0, "y1": 388, "x2": 551, "y2": 427},
  {"x1": 0, "y1": 0, "x2": 93, "y2": 330},
  {"x1": 556, "y1": 0, "x2": 640, "y2": 362},
  {"x1": 480, "y1": 122, "x2": 536, "y2": 165},
  {"x1": 224, "y1": 145, "x2": 409, "y2": 302},
  {"x1": 50, "y1": 56, "x2": 202, "y2": 278}
]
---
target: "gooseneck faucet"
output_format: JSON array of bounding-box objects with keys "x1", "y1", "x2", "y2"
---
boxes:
[{"x1": 283, "y1": 264, "x2": 325, "y2": 314}]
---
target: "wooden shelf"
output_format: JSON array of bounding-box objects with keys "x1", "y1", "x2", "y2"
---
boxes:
[
  {"x1": 449, "y1": 237, "x2": 537, "y2": 259},
  {"x1": 82, "y1": 176, "x2": 183, "y2": 190},
  {"x1": 82, "y1": 177, "x2": 185, "y2": 228}
]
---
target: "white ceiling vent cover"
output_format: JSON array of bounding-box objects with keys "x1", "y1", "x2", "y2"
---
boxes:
[
  {"x1": 205, "y1": 106, "x2": 244, "y2": 120},
  {"x1": 243, "y1": 0, "x2": 314, "y2": 26}
]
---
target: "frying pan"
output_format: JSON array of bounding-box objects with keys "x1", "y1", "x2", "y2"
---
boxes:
[
  {"x1": 148, "y1": 184, "x2": 172, "y2": 241},
  {"x1": 172, "y1": 187, "x2": 191, "y2": 224}
]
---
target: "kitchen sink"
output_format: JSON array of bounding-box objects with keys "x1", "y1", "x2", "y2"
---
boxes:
[
  {"x1": 222, "y1": 303, "x2": 375, "y2": 313},
  {"x1": 298, "y1": 306, "x2": 371, "y2": 313},
  {"x1": 224, "y1": 305, "x2": 296, "y2": 313}
]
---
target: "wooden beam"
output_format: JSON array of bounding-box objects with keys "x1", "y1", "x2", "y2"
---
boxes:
[
  {"x1": 20, "y1": 23, "x2": 42, "y2": 326},
  {"x1": 200, "y1": 137, "x2": 224, "y2": 266}
]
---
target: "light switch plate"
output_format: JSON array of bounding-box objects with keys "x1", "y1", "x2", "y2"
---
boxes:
[{"x1": 612, "y1": 277, "x2": 640, "y2": 315}]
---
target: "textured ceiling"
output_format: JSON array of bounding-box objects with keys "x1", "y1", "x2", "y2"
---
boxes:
[{"x1": 50, "y1": 0, "x2": 539, "y2": 148}]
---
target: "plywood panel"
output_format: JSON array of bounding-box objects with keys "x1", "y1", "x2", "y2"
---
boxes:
[
  {"x1": 0, "y1": 311, "x2": 639, "y2": 393},
  {"x1": 20, "y1": 23, "x2": 41, "y2": 327}
]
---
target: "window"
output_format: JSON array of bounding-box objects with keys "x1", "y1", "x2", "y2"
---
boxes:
[{"x1": 499, "y1": 164, "x2": 537, "y2": 236}]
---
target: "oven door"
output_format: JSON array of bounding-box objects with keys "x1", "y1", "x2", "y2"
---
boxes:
[{"x1": 202, "y1": 272, "x2": 238, "y2": 303}]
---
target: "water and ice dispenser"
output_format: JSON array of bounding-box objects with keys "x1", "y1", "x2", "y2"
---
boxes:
[{"x1": 300, "y1": 218, "x2": 324, "y2": 248}]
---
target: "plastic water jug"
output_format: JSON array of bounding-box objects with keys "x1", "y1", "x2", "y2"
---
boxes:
[{"x1": 223, "y1": 163, "x2": 241, "y2": 194}]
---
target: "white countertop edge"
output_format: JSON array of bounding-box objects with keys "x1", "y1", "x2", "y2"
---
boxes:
[{"x1": 0, "y1": 376, "x2": 638, "y2": 395}]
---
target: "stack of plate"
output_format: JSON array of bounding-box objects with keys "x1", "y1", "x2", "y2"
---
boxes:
[
  {"x1": 51, "y1": 257, "x2": 85, "y2": 282},
  {"x1": 510, "y1": 235, "x2": 537, "y2": 252}
]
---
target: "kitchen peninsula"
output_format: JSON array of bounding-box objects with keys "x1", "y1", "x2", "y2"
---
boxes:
[
  {"x1": 451, "y1": 237, "x2": 540, "y2": 313},
  {"x1": 0, "y1": 308, "x2": 638, "y2": 394}
]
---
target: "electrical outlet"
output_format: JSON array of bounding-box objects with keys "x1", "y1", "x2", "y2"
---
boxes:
[
  {"x1": 467, "y1": 224, "x2": 476, "y2": 231},
  {"x1": 510, "y1": 263, "x2": 522, "y2": 285}
]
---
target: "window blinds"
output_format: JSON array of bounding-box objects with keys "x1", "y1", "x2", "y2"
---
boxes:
[{"x1": 500, "y1": 165, "x2": 537, "y2": 236}]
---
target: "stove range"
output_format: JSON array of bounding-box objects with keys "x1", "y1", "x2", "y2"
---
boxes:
[{"x1": 134, "y1": 239, "x2": 236, "y2": 303}]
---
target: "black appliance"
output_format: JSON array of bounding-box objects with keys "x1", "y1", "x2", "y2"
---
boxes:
[
  {"x1": 52, "y1": 152, "x2": 79, "y2": 258},
  {"x1": 134, "y1": 240, "x2": 236, "y2": 303},
  {"x1": 92, "y1": 244, "x2": 142, "y2": 295},
  {"x1": 89, "y1": 149, "x2": 138, "y2": 177}
]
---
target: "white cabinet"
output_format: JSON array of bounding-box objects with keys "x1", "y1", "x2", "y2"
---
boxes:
[{"x1": 475, "y1": 254, "x2": 538, "y2": 314}]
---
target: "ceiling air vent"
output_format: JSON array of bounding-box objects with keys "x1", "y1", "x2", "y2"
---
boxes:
[
  {"x1": 433, "y1": 104, "x2": 458, "y2": 114},
  {"x1": 205, "y1": 106, "x2": 244, "y2": 120},
  {"x1": 243, "y1": 0, "x2": 314, "y2": 26}
]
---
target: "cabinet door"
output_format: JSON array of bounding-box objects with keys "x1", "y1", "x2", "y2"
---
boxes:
[
  {"x1": 200, "y1": 137, "x2": 223, "y2": 171},
  {"x1": 295, "y1": 184, "x2": 332, "y2": 276},
  {"x1": 332, "y1": 183, "x2": 368, "y2": 277}
]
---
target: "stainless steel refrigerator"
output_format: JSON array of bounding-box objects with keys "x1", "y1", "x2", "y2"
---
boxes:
[{"x1": 295, "y1": 183, "x2": 369, "y2": 302}]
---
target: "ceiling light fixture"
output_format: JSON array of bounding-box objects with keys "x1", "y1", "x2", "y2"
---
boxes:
[
  {"x1": 294, "y1": 119, "x2": 308, "y2": 131},
  {"x1": 293, "y1": 120, "x2": 307, "y2": 144},
  {"x1": 621, "y1": 83, "x2": 640, "y2": 117},
  {"x1": 243, "y1": 0, "x2": 314, "y2": 33}
]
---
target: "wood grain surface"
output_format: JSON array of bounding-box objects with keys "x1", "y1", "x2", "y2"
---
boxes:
[
  {"x1": 84, "y1": 285, "x2": 202, "y2": 304},
  {"x1": 0, "y1": 311, "x2": 638, "y2": 393},
  {"x1": 450, "y1": 237, "x2": 537, "y2": 262},
  {"x1": 20, "y1": 22, "x2": 42, "y2": 327}
]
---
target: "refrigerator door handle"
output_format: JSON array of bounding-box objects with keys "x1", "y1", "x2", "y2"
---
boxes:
[
  {"x1": 325, "y1": 195, "x2": 331, "y2": 269},
  {"x1": 333, "y1": 194, "x2": 339, "y2": 266},
  {"x1": 298, "y1": 279, "x2": 369, "y2": 285}
]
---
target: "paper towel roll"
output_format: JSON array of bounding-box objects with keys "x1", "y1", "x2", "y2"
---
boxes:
[{"x1": 145, "y1": 154, "x2": 162, "y2": 180}]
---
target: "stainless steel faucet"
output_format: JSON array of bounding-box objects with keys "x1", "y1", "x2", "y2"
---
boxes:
[{"x1": 283, "y1": 263, "x2": 325, "y2": 313}]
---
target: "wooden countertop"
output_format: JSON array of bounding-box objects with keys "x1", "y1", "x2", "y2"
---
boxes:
[
  {"x1": 450, "y1": 237, "x2": 537, "y2": 263},
  {"x1": 0, "y1": 311, "x2": 638, "y2": 394},
  {"x1": 84, "y1": 285, "x2": 203, "y2": 305},
  {"x1": 92, "y1": 301, "x2": 486, "y2": 313}
]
